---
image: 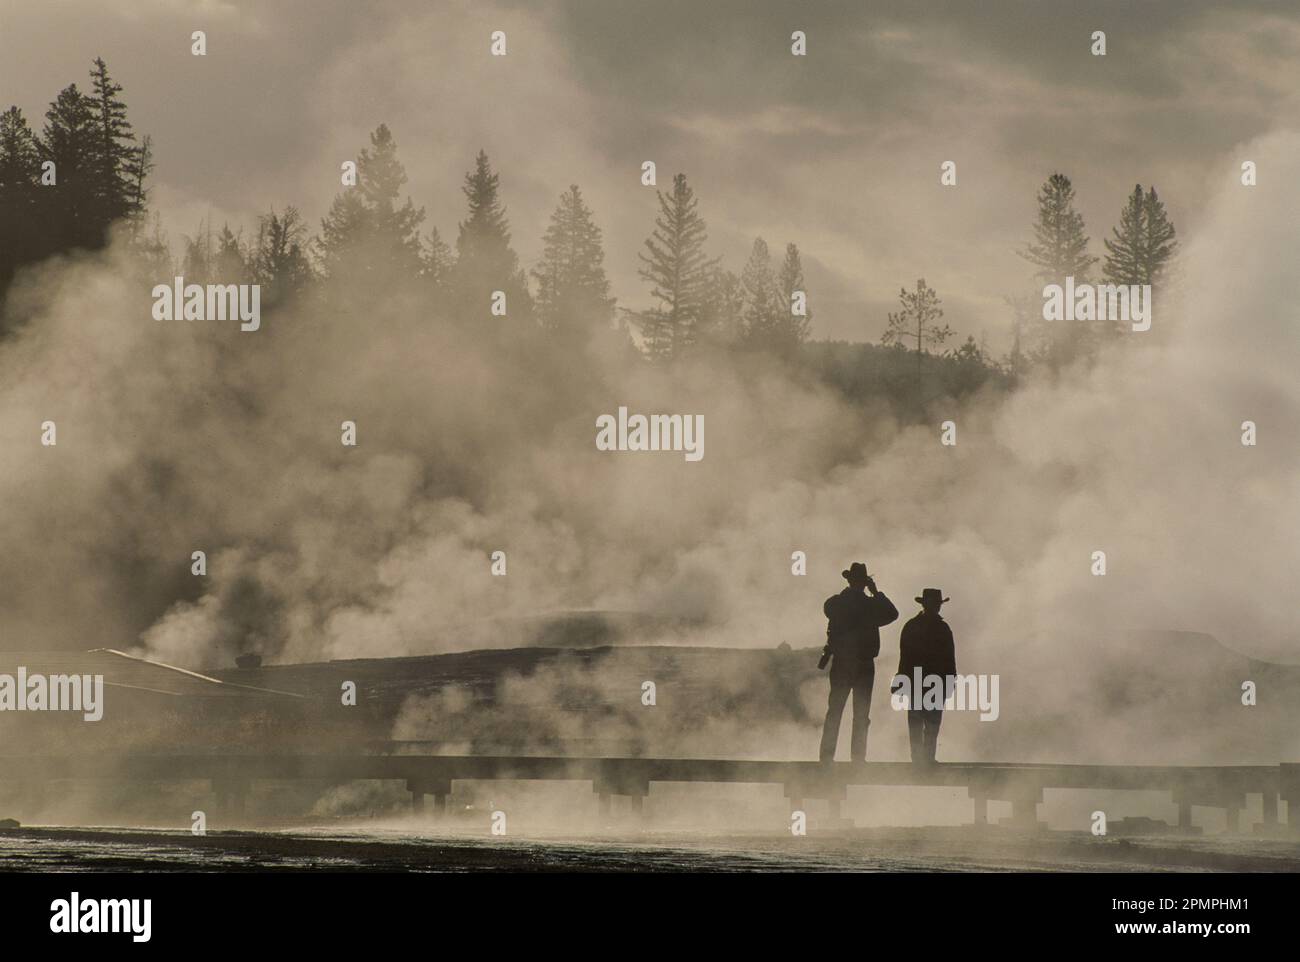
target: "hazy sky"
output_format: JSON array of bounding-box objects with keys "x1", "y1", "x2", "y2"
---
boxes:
[{"x1": 3, "y1": 0, "x2": 1298, "y2": 345}]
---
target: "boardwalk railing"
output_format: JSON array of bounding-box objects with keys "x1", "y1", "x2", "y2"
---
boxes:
[{"x1": 1, "y1": 753, "x2": 1295, "y2": 831}]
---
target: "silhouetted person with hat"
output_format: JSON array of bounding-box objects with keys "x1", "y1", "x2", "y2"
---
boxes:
[
  {"x1": 819, "y1": 562, "x2": 898, "y2": 763},
  {"x1": 892, "y1": 588, "x2": 956, "y2": 765}
]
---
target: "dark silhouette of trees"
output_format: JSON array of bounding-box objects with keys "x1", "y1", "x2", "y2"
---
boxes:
[
  {"x1": 0, "y1": 66, "x2": 1066, "y2": 419},
  {"x1": 0, "y1": 58, "x2": 152, "y2": 314},
  {"x1": 946, "y1": 335, "x2": 994, "y2": 394},
  {"x1": 87, "y1": 58, "x2": 140, "y2": 229},
  {"x1": 125, "y1": 134, "x2": 154, "y2": 241},
  {"x1": 40, "y1": 84, "x2": 98, "y2": 251},
  {"x1": 805, "y1": 339, "x2": 1009, "y2": 417},
  {"x1": 0, "y1": 107, "x2": 44, "y2": 295},
  {"x1": 181, "y1": 219, "x2": 218, "y2": 284},
  {"x1": 214, "y1": 225, "x2": 249, "y2": 281},
  {"x1": 253, "y1": 207, "x2": 312, "y2": 305}
]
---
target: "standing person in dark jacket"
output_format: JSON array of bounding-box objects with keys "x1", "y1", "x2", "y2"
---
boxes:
[
  {"x1": 892, "y1": 588, "x2": 956, "y2": 765},
  {"x1": 818, "y1": 562, "x2": 899, "y2": 763}
]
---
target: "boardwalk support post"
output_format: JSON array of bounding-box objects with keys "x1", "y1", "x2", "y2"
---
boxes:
[
  {"x1": 1009, "y1": 787, "x2": 1042, "y2": 830},
  {"x1": 1224, "y1": 795, "x2": 1244, "y2": 834},
  {"x1": 1261, "y1": 791, "x2": 1278, "y2": 829},
  {"x1": 594, "y1": 773, "x2": 648, "y2": 822},
  {"x1": 1280, "y1": 764, "x2": 1300, "y2": 834},
  {"x1": 407, "y1": 778, "x2": 451, "y2": 818},
  {"x1": 784, "y1": 784, "x2": 805, "y2": 819}
]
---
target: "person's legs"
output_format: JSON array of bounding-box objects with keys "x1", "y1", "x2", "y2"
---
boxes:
[
  {"x1": 849, "y1": 663, "x2": 875, "y2": 761},
  {"x1": 907, "y1": 708, "x2": 925, "y2": 763},
  {"x1": 820, "y1": 667, "x2": 850, "y2": 762},
  {"x1": 925, "y1": 709, "x2": 943, "y2": 762}
]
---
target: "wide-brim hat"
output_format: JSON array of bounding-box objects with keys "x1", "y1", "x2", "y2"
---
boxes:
[
  {"x1": 915, "y1": 587, "x2": 949, "y2": 605},
  {"x1": 842, "y1": 562, "x2": 869, "y2": 581}
]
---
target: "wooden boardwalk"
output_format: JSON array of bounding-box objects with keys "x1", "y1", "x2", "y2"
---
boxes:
[{"x1": 2, "y1": 753, "x2": 1296, "y2": 830}]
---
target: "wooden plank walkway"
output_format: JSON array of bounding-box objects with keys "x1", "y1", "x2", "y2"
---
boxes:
[{"x1": 1, "y1": 754, "x2": 1295, "y2": 830}]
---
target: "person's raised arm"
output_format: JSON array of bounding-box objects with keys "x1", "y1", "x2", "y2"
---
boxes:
[{"x1": 871, "y1": 586, "x2": 899, "y2": 626}]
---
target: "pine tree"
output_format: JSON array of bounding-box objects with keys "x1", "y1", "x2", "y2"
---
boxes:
[
  {"x1": 882, "y1": 278, "x2": 952, "y2": 392},
  {"x1": 1020, "y1": 173, "x2": 1097, "y2": 283},
  {"x1": 1103, "y1": 184, "x2": 1177, "y2": 288},
  {"x1": 0, "y1": 106, "x2": 44, "y2": 295},
  {"x1": 317, "y1": 124, "x2": 424, "y2": 282},
  {"x1": 357, "y1": 123, "x2": 423, "y2": 275},
  {"x1": 0, "y1": 107, "x2": 40, "y2": 198},
  {"x1": 1141, "y1": 188, "x2": 1177, "y2": 285},
  {"x1": 635, "y1": 173, "x2": 718, "y2": 361},
  {"x1": 214, "y1": 224, "x2": 248, "y2": 281},
  {"x1": 1000, "y1": 294, "x2": 1036, "y2": 383},
  {"x1": 883, "y1": 278, "x2": 950, "y2": 352},
  {"x1": 182, "y1": 217, "x2": 216, "y2": 284},
  {"x1": 948, "y1": 335, "x2": 992, "y2": 394},
  {"x1": 776, "y1": 242, "x2": 812, "y2": 350},
  {"x1": 1102, "y1": 185, "x2": 1144, "y2": 287},
  {"x1": 124, "y1": 134, "x2": 154, "y2": 242},
  {"x1": 249, "y1": 208, "x2": 310, "y2": 308},
  {"x1": 40, "y1": 84, "x2": 98, "y2": 250},
  {"x1": 532, "y1": 184, "x2": 614, "y2": 340},
  {"x1": 87, "y1": 58, "x2": 138, "y2": 229},
  {"x1": 253, "y1": 207, "x2": 312, "y2": 305},
  {"x1": 421, "y1": 225, "x2": 453, "y2": 290},
  {"x1": 1020, "y1": 172, "x2": 1098, "y2": 366},
  {"x1": 316, "y1": 188, "x2": 367, "y2": 279},
  {"x1": 1, "y1": 62, "x2": 148, "y2": 307},
  {"x1": 452, "y1": 150, "x2": 530, "y2": 322},
  {"x1": 739, "y1": 237, "x2": 779, "y2": 345},
  {"x1": 130, "y1": 211, "x2": 173, "y2": 282},
  {"x1": 697, "y1": 267, "x2": 743, "y2": 346}
]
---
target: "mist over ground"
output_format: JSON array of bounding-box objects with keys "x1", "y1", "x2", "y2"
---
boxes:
[
  {"x1": 0, "y1": 3, "x2": 1296, "y2": 780},
  {"x1": 0, "y1": 131, "x2": 1296, "y2": 774}
]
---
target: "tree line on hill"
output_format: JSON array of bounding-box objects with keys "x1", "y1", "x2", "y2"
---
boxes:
[{"x1": 0, "y1": 59, "x2": 1178, "y2": 415}]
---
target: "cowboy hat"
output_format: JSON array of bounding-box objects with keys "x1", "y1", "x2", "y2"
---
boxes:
[{"x1": 915, "y1": 587, "x2": 949, "y2": 605}]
